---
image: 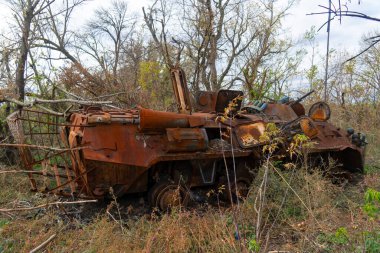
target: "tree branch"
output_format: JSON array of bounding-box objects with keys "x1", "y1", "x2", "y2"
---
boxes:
[{"x1": 0, "y1": 199, "x2": 97, "y2": 213}]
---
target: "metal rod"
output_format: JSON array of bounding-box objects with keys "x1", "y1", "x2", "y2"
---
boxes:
[{"x1": 324, "y1": 0, "x2": 332, "y2": 102}]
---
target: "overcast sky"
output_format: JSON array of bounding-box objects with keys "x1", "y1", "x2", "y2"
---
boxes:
[
  {"x1": 1, "y1": 0, "x2": 380, "y2": 56},
  {"x1": 288, "y1": 0, "x2": 380, "y2": 51}
]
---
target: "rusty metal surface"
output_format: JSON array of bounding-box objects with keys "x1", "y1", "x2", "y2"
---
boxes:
[
  {"x1": 139, "y1": 107, "x2": 205, "y2": 131},
  {"x1": 170, "y1": 68, "x2": 192, "y2": 114},
  {"x1": 166, "y1": 128, "x2": 208, "y2": 152},
  {"x1": 195, "y1": 91, "x2": 217, "y2": 113},
  {"x1": 8, "y1": 78, "x2": 366, "y2": 204},
  {"x1": 234, "y1": 122, "x2": 266, "y2": 148},
  {"x1": 309, "y1": 101, "x2": 331, "y2": 121},
  {"x1": 6, "y1": 109, "x2": 88, "y2": 197},
  {"x1": 215, "y1": 90, "x2": 243, "y2": 113},
  {"x1": 263, "y1": 103, "x2": 298, "y2": 121}
]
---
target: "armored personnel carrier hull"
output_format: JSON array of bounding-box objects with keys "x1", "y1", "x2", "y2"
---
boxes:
[{"x1": 7, "y1": 69, "x2": 366, "y2": 210}]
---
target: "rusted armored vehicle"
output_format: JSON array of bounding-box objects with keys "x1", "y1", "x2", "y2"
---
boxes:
[{"x1": 7, "y1": 68, "x2": 366, "y2": 210}]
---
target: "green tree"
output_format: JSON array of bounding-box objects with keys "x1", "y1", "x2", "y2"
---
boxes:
[{"x1": 138, "y1": 61, "x2": 173, "y2": 110}]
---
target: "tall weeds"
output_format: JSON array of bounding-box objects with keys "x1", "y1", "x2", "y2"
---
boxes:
[{"x1": 1, "y1": 102, "x2": 379, "y2": 252}]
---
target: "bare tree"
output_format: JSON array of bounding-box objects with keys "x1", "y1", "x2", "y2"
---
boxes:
[
  {"x1": 31, "y1": 0, "x2": 103, "y2": 93},
  {"x1": 308, "y1": 1, "x2": 380, "y2": 61},
  {"x1": 238, "y1": 0, "x2": 297, "y2": 99},
  {"x1": 0, "y1": 0, "x2": 97, "y2": 106},
  {"x1": 179, "y1": 0, "x2": 257, "y2": 91},
  {"x1": 355, "y1": 39, "x2": 380, "y2": 103},
  {"x1": 7, "y1": 0, "x2": 57, "y2": 103},
  {"x1": 143, "y1": 0, "x2": 180, "y2": 68},
  {"x1": 78, "y1": 0, "x2": 136, "y2": 86},
  {"x1": 143, "y1": 0, "x2": 296, "y2": 93},
  {"x1": 175, "y1": 0, "x2": 261, "y2": 91},
  {"x1": 0, "y1": 46, "x2": 14, "y2": 84}
]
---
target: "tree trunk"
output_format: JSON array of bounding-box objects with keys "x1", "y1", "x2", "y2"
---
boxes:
[{"x1": 15, "y1": 3, "x2": 34, "y2": 104}]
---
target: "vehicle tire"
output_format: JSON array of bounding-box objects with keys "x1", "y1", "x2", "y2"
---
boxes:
[{"x1": 148, "y1": 180, "x2": 189, "y2": 211}]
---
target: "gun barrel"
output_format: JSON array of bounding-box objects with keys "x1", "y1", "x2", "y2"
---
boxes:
[{"x1": 292, "y1": 90, "x2": 315, "y2": 104}]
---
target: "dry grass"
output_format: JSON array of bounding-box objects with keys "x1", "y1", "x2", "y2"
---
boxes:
[
  {"x1": 0, "y1": 103, "x2": 379, "y2": 252},
  {"x1": 0, "y1": 163, "x2": 379, "y2": 252}
]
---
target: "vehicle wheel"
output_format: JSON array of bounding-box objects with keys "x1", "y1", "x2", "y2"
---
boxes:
[
  {"x1": 148, "y1": 181, "x2": 189, "y2": 211},
  {"x1": 148, "y1": 181, "x2": 168, "y2": 207}
]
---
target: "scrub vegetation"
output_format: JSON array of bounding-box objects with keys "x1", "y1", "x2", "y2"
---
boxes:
[
  {"x1": 0, "y1": 0, "x2": 380, "y2": 252},
  {"x1": 0, "y1": 104, "x2": 379, "y2": 252}
]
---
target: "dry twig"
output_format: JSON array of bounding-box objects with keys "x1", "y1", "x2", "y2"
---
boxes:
[
  {"x1": 0, "y1": 143, "x2": 88, "y2": 151},
  {"x1": 0, "y1": 199, "x2": 97, "y2": 213},
  {"x1": 29, "y1": 234, "x2": 57, "y2": 253}
]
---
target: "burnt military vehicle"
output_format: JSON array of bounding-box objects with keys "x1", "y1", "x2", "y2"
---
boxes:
[{"x1": 8, "y1": 68, "x2": 366, "y2": 210}]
